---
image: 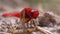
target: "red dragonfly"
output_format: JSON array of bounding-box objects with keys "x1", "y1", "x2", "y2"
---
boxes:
[{"x1": 2, "y1": 8, "x2": 39, "y2": 23}]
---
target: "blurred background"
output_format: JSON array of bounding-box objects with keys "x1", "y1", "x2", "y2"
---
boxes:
[{"x1": 0, "y1": 0, "x2": 60, "y2": 15}]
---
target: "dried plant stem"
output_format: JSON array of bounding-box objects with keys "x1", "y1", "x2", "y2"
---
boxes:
[
  {"x1": 36, "y1": 26, "x2": 53, "y2": 34},
  {"x1": 9, "y1": 26, "x2": 52, "y2": 34}
]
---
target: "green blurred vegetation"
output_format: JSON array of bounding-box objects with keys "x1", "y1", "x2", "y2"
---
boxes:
[
  {"x1": 54, "y1": 0, "x2": 60, "y2": 3},
  {"x1": 38, "y1": 0, "x2": 60, "y2": 15}
]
